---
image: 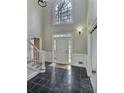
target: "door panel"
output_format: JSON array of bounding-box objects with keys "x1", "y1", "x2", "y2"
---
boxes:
[{"x1": 54, "y1": 38, "x2": 69, "y2": 64}]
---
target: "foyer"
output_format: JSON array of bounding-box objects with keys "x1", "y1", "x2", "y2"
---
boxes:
[{"x1": 27, "y1": 0, "x2": 97, "y2": 93}]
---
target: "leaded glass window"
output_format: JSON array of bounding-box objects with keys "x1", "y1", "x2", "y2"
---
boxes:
[{"x1": 55, "y1": 0, "x2": 72, "y2": 24}]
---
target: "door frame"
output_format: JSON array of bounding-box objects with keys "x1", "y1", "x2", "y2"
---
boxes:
[
  {"x1": 29, "y1": 36, "x2": 42, "y2": 50},
  {"x1": 52, "y1": 33, "x2": 72, "y2": 65},
  {"x1": 87, "y1": 19, "x2": 97, "y2": 76},
  {"x1": 29, "y1": 36, "x2": 41, "y2": 62}
]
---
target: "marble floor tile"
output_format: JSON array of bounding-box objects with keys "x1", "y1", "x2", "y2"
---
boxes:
[{"x1": 27, "y1": 65, "x2": 93, "y2": 93}]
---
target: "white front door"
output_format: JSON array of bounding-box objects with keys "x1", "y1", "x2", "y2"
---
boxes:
[{"x1": 54, "y1": 38, "x2": 71, "y2": 64}]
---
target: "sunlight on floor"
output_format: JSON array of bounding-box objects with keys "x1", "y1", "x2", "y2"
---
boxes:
[{"x1": 49, "y1": 63, "x2": 70, "y2": 69}]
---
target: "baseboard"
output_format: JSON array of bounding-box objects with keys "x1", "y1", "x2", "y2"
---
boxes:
[
  {"x1": 71, "y1": 63, "x2": 86, "y2": 67},
  {"x1": 71, "y1": 54, "x2": 87, "y2": 67}
]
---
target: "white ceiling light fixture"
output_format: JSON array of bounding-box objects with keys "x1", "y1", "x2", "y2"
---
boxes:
[{"x1": 38, "y1": 0, "x2": 47, "y2": 7}]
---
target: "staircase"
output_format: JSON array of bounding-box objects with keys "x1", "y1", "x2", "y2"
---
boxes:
[{"x1": 27, "y1": 39, "x2": 46, "y2": 73}]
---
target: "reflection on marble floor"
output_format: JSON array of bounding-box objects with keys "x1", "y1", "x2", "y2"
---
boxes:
[
  {"x1": 27, "y1": 63, "x2": 94, "y2": 93},
  {"x1": 49, "y1": 63, "x2": 70, "y2": 69}
]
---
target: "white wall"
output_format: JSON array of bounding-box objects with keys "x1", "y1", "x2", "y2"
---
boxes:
[
  {"x1": 71, "y1": 54, "x2": 87, "y2": 67},
  {"x1": 42, "y1": 0, "x2": 88, "y2": 54},
  {"x1": 87, "y1": 0, "x2": 97, "y2": 93},
  {"x1": 87, "y1": 0, "x2": 97, "y2": 28},
  {"x1": 27, "y1": 0, "x2": 44, "y2": 58},
  {"x1": 27, "y1": 0, "x2": 43, "y2": 48},
  {"x1": 72, "y1": 29, "x2": 87, "y2": 54},
  {"x1": 87, "y1": 0, "x2": 97, "y2": 76}
]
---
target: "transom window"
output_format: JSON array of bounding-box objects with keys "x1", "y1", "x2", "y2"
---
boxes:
[
  {"x1": 55, "y1": 0, "x2": 72, "y2": 24},
  {"x1": 53, "y1": 34, "x2": 72, "y2": 38}
]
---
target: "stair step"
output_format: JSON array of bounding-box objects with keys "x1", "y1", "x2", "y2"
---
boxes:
[{"x1": 27, "y1": 63, "x2": 42, "y2": 70}]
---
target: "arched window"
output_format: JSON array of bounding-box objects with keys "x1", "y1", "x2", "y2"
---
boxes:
[{"x1": 55, "y1": 0, "x2": 72, "y2": 24}]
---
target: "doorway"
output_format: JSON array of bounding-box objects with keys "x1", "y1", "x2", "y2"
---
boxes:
[
  {"x1": 53, "y1": 34, "x2": 72, "y2": 64},
  {"x1": 30, "y1": 38, "x2": 40, "y2": 63}
]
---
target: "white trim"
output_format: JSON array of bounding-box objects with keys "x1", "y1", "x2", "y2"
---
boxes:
[
  {"x1": 45, "y1": 51, "x2": 53, "y2": 62},
  {"x1": 87, "y1": 33, "x2": 92, "y2": 76},
  {"x1": 71, "y1": 54, "x2": 87, "y2": 67},
  {"x1": 27, "y1": 71, "x2": 39, "y2": 81},
  {"x1": 90, "y1": 73, "x2": 97, "y2": 93},
  {"x1": 45, "y1": 51, "x2": 87, "y2": 67},
  {"x1": 53, "y1": 37, "x2": 72, "y2": 64},
  {"x1": 87, "y1": 19, "x2": 97, "y2": 76},
  {"x1": 53, "y1": 34, "x2": 72, "y2": 38}
]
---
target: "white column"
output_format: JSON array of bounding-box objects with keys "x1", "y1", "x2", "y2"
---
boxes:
[{"x1": 40, "y1": 50, "x2": 46, "y2": 73}]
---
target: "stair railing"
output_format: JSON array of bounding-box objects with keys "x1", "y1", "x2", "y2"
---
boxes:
[
  {"x1": 27, "y1": 39, "x2": 46, "y2": 72},
  {"x1": 27, "y1": 39, "x2": 40, "y2": 64}
]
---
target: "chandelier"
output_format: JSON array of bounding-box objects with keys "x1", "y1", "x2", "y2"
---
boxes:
[{"x1": 38, "y1": 0, "x2": 47, "y2": 7}]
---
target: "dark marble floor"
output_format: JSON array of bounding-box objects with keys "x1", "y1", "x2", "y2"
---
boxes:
[{"x1": 27, "y1": 64, "x2": 93, "y2": 93}]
